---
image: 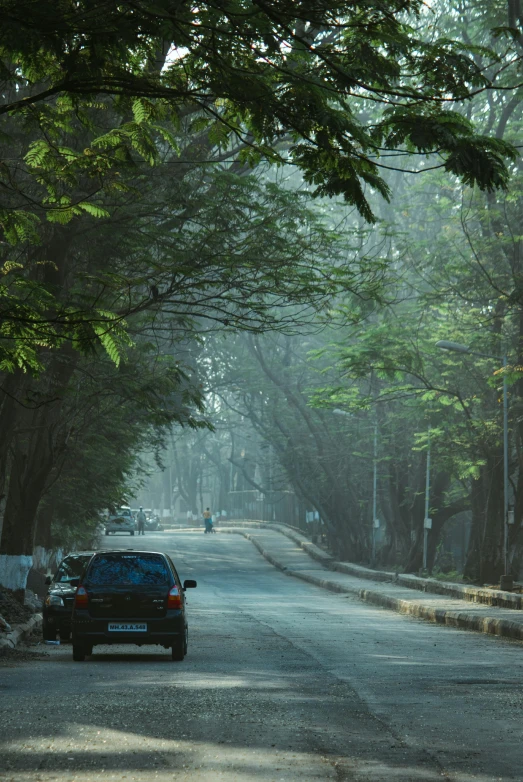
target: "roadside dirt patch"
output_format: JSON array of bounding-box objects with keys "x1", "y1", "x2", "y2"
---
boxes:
[
  {"x1": 0, "y1": 646, "x2": 49, "y2": 667},
  {"x1": 0, "y1": 589, "x2": 33, "y2": 625}
]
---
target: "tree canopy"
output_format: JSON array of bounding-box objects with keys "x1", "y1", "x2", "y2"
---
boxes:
[
  {"x1": 2, "y1": 0, "x2": 517, "y2": 216},
  {"x1": 2, "y1": 0, "x2": 523, "y2": 591}
]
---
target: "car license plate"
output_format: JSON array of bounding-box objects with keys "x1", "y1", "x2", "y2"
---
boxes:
[{"x1": 108, "y1": 623, "x2": 147, "y2": 632}]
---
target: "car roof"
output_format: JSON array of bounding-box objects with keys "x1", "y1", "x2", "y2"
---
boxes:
[{"x1": 90, "y1": 550, "x2": 167, "y2": 557}]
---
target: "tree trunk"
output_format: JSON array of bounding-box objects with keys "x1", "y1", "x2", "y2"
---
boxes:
[
  {"x1": 464, "y1": 460, "x2": 504, "y2": 583},
  {"x1": 0, "y1": 352, "x2": 77, "y2": 599},
  {"x1": 35, "y1": 498, "x2": 55, "y2": 552},
  {"x1": 0, "y1": 441, "x2": 49, "y2": 600},
  {"x1": 0, "y1": 371, "x2": 30, "y2": 515},
  {"x1": 479, "y1": 459, "x2": 504, "y2": 583}
]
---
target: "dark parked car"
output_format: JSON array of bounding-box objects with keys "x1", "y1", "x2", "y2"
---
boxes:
[
  {"x1": 71, "y1": 550, "x2": 196, "y2": 662},
  {"x1": 42, "y1": 552, "x2": 94, "y2": 641},
  {"x1": 145, "y1": 515, "x2": 160, "y2": 532}
]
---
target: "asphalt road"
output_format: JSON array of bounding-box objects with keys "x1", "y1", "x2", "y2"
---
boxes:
[{"x1": 1, "y1": 529, "x2": 523, "y2": 782}]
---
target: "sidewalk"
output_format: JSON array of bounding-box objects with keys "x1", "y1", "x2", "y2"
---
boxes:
[{"x1": 220, "y1": 525, "x2": 523, "y2": 644}]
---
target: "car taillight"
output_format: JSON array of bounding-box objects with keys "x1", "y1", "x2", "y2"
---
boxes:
[
  {"x1": 75, "y1": 586, "x2": 88, "y2": 608},
  {"x1": 167, "y1": 586, "x2": 182, "y2": 609}
]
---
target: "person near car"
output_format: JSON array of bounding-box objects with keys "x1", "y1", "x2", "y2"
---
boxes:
[
  {"x1": 136, "y1": 507, "x2": 147, "y2": 535},
  {"x1": 203, "y1": 507, "x2": 213, "y2": 533}
]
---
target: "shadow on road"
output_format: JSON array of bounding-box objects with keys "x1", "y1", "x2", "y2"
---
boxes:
[{"x1": 1, "y1": 531, "x2": 521, "y2": 780}]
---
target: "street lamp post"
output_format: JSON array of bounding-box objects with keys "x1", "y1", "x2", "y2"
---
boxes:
[{"x1": 436, "y1": 340, "x2": 511, "y2": 586}]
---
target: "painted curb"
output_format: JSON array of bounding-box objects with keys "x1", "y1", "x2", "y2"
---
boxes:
[
  {"x1": 221, "y1": 529, "x2": 523, "y2": 644},
  {"x1": 221, "y1": 522, "x2": 523, "y2": 610},
  {"x1": 394, "y1": 574, "x2": 523, "y2": 609},
  {"x1": 0, "y1": 613, "x2": 42, "y2": 651}
]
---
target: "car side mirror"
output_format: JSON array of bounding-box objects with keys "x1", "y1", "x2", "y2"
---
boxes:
[
  {"x1": 183, "y1": 580, "x2": 197, "y2": 590},
  {"x1": 69, "y1": 578, "x2": 80, "y2": 587}
]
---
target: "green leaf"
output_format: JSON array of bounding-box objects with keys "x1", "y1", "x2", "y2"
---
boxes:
[{"x1": 78, "y1": 202, "x2": 110, "y2": 219}]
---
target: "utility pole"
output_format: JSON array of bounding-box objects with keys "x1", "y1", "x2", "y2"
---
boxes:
[
  {"x1": 423, "y1": 426, "x2": 431, "y2": 572},
  {"x1": 372, "y1": 420, "x2": 378, "y2": 565},
  {"x1": 503, "y1": 355, "x2": 509, "y2": 578},
  {"x1": 334, "y1": 408, "x2": 379, "y2": 564}
]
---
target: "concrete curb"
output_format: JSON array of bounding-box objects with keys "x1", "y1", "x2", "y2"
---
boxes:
[
  {"x1": 293, "y1": 571, "x2": 523, "y2": 641},
  {"x1": 222, "y1": 529, "x2": 523, "y2": 644},
  {"x1": 246, "y1": 535, "x2": 289, "y2": 573},
  {"x1": 333, "y1": 561, "x2": 395, "y2": 583},
  {"x1": 0, "y1": 613, "x2": 42, "y2": 651},
  {"x1": 222, "y1": 521, "x2": 523, "y2": 610},
  {"x1": 267, "y1": 525, "x2": 335, "y2": 567},
  {"x1": 393, "y1": 574, "x2": 523, "y2": 609}
]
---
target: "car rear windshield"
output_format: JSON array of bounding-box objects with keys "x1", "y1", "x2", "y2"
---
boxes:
[
  {"x1": 85, "y1": 554, "x2": 170, "y2": 586},
  {"x1": 55, "y1": 555, "x2": 92, "y2": 582}
]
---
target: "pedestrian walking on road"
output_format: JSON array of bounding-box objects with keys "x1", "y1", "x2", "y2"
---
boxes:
[
  {"x1": 136, "y1": 506, "x2": 147, "y2": 535},
  {"x1": 203, "y1": 508, "x2": 214, "y2": 534}
]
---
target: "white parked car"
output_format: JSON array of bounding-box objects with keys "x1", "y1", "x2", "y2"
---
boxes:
[{"x1": 104, "y1": 506, "x2": 135, "y2": 536}]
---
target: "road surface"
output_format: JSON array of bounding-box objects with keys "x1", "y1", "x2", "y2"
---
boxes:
[{"x1": 1, "y1": 529, "x2": 523, "y2": 781}]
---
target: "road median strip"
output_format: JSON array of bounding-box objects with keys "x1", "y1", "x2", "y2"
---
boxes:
[
  {"x1": 220, "y1": 527, "x2": 523, "y2": 644},
  {"x1": 221, "y1": 521, "x2": 523, "y2": 608}
]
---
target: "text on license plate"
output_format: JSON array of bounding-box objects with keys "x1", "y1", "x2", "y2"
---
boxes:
[{"x1": 108, "y1": 623, "x2": 147, "y2": 632}]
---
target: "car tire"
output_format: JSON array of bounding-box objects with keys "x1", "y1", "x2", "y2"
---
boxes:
[
  {"x1": 43, "y1": 622, "x2": 56, "y2": 642},
  {"x1": 72, "y1": 643, "x2": 86, "y2": 662},
  {"x1": 171, "y1": 638, "x2": 185, "y2": 661},
  {"x1": 105, "y1": 531, "x2": 109, "y2": 536},
  {"x1": 130, "y1": 531, "x2": 135, "y2": 536}
]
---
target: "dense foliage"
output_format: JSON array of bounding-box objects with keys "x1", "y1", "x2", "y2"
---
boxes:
[
  {"x1": 154, "y1": 1, "x2": 523, "y2": 583},
  {"x1": 1, "y1": 0, "x2": 522, "y2": 590}
]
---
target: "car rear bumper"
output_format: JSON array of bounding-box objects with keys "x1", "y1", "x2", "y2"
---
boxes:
[
  {"x1": 104, "y1": 528, "x2": 135, "y2": 533},
  {"x1": 72, "y1": 613, "x2": 185, "y2": 645},
  {"x1": 43, "y1": 607, "x2": 74, "y2": 630}
]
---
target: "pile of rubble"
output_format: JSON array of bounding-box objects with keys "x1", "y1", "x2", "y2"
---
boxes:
[{"x1": 0, "y1": 588, "x2": 40, "y2": 634}]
